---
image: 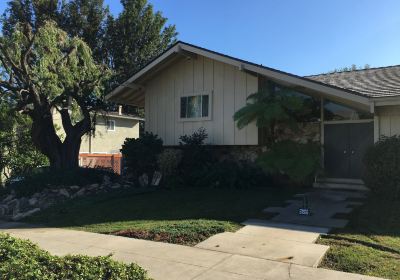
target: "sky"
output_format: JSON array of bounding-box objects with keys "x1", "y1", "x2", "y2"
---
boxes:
[{"x1": 1, "y1": 1, "x2": 400, "y2": 76}]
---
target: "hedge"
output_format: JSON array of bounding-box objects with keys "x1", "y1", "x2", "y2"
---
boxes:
[{"x1": 0, "y1": 233, "x2": 151, "y2": 280}]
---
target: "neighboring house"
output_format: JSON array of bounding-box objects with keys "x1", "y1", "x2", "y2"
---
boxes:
[
  {"x1": 107, "y1": 41, "x2": 400, "y2": 187},
  {"x1": 53, "y1": 106, "x2": 143, "y2": 173}
]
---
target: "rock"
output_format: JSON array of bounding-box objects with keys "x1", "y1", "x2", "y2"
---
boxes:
[
  {"x1": 139, "y1": 174, "x2": 149, "y2": 187},
  {"x1": 58, "y1": 188, "x2": 70, "y2": 198},
  {"x1": 6, "y1": 199, "x2": 19, "y2": 215},
  {"x1": 2, "y1": 194, "x2": 14, "y2": 203},
  {"x1": 75, "y1": 188, "x2": 86, "y2": 197},
  {"x1": 87, "y1": 183, "x2": 99, "y2": 190},
  {"x1": 0, "y1": 205, "x2": 8, "y2": 217},
  {"x1": 12, "y1": 208, "x2": 40, "y2": 221},
  {"x1": 69, "y1": 185, "x2": 80, "y2": 190},
  {"x1": 103, "y1": 175, "x2": 111, "y2": 185},
  {"x1": 111, "y1": 183, "x2": 121, "y2": 189},
  {"x1": 18, "y1": 197, "x2": 30, "y2": 212},
  {"x1": 28, "y1": 197, "x2": 38, "y2": 206},
  {"x1": 123, "y1": 184, "x2": 131, "y2": 188},
  {"x1": 32, "y1": 192, "x2": 41, "y2": 199}
]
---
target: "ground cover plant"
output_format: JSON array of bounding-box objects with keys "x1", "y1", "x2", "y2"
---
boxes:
[{"x1": 0, "y1": 233, "x2": 150, "y2": 280}]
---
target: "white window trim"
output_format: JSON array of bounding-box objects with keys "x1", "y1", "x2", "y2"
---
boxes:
[
  {"x1": 106, "y1": 120, "x2": 116, "y2": 131},
  {"x1": 179, "y1": 91, "x2": 213, "y2": 122}
]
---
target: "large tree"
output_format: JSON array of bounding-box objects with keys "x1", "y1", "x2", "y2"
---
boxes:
[
  {"x1": 0, "y1": 21, "x2": 109, "y2": 169},
  {"x1": 2, "y1": 0, "x2": 108, "y2": 58},
  {"x1": 2, "y1": 0, "x2": 177, "y2": 83},
  {"x1": 0, "y1": 0, "x2": 177, "y2": 169},
  {"x1": 105, "y1": 0, "x2": 177, "y2": 84}
]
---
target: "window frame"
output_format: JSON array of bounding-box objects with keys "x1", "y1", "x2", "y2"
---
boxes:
[
  {"x1": 106, "y1": 120, "x2": 116, "y2": 131},
  {"x1": 179, "y1": 91, "x2": 212, "y2": 122}
]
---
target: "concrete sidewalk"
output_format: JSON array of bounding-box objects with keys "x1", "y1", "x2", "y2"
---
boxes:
[{"x1": 0, "y1": 221, "x2": 384, "y2": 280}]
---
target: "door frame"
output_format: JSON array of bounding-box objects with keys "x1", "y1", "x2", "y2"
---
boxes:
[{"x1": 322, "y1": 120, "x2": 374, "y2": 179}]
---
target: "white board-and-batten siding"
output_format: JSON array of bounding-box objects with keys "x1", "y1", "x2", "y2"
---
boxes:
[
  {"x1": 376, "y1": 106, "x2": 400, "y2": 138},
  {"x1": 144, "y1": 56, "x2": 258, "y2": 145}
]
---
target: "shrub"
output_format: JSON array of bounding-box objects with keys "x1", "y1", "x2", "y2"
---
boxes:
[
  {"x1": 0, "y1": 233, "x2": 150, "y2": 280},
  {"x1": 179, "y1": 127, "x2": 208, "y2": 146},
  {"x1": 178, "y1": 128, "x2": 216, "y2": 186},
  {"x1": 157, "y1": 149, "x2": 182, "y2": 187},
  {"x1": 364, "y1": 135, "x2": 400, "y2": 199},
  {"x1": 6, "y1": 168, "x2": 118, "y2": 198},
  {"x1": 257, "y1": 140, "x2": 320, "y2": 185},
  {"x1": 196, "y1": 160, "x2": 273, "y2": 189},
  {"x1": 121, "y1": 132, "x2": 163, "y2": 177}
]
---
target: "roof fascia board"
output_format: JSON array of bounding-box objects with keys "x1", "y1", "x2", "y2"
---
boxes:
[
  {"x1": 108, "y1": 42, "x2": 371, "y2": 109},
  {"x1": 372, "y1": 96, "x2": 400, "y2": 107}
]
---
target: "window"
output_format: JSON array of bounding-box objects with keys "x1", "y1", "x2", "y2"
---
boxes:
[
  {"x1": 106, "y1": 120, "x2": 115, "y2": 131},
  {"x1": 324, "y1": 100, "x2": 372, "y2": 121},
  {"x1": 180, "y1": 94, "x2": 210, "y2": 119}
]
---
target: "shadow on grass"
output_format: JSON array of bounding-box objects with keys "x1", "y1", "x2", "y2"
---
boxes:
[{"x1": 23, "y1": 186, "x2": 301, "y2": 230}]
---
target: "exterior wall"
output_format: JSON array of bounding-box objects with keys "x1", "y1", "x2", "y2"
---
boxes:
[
  {"x1": 80, "y1": 116, "x2": 140, "y2": 154},
  {"x1": 144, "y1": 55, "x2": 258, "y2": 145},
  {"x1": 52, "y1": 110, "x2": 139, "y2": 154},
  {"x1": 375, "y1": 106, "x2": 400, "y2": 138}
]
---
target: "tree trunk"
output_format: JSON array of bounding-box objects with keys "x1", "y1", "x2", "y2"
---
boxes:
[{"x1": 30, "y1": 105, "x2": 88, "y2": 170}]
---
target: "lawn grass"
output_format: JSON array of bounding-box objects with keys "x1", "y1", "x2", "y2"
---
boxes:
[
  {"x1": 25, "y1": 187, "x2": 297, "y2": 245},
  {"x1": 318, "y1": 196, "x2": 400, "y2": 279}
]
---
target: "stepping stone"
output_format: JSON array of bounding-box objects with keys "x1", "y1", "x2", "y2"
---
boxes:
[
  {"x1": 195, "y1": 232, "x2": 329, "y2": 267},
  {"x1": 240, "y1": 220, "x2": 329, "y2": 243},
  {"x1": 271, "y1": 215, "x2": 349, "y2": 229}
]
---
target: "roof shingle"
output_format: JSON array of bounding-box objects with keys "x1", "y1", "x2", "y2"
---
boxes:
[{"x1": 306, "y1": 65, "x2": 400, "y2": 98}]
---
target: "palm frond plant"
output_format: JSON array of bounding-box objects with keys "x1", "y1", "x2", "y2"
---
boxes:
[
  {"x1": 234, "y1": 80, "x2": 305, "y2": 146},
  {"x1": 233, "y1": 80, "x2": 321, "y2": 185}
]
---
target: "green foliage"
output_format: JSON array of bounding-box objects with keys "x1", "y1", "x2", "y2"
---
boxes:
[
  {"x1": 2, "y1": 0, "x2": 177, "y2": 85},
  {"x1": 257, "y1": 140, "x2": 320, "y2": 185},
  {"x1": 178, "y1": 128, "x2": 216, "y2": 186},
  {"x1": 157, "y1": 149, "x2": 182, "y2": 187},
  {"x1": 6, "y1": 168, "x2": 118, "y2": 198},
  {"x1": 179, "y1": 127, "x2": 208, "y2": 146},
  {"x1": 114, "y1": 219, "x2": 237, "y2": 246},
  {"x1": 0, "y1": 233, "x2": 150, "y2": 280},
  {"x1": 196, "y1": 160, "x2": 273, "y2": 189},
  {"x1": 234, "y1": 81, "x2": 306, "y2": 145},
  {"x1": 105, "y1": 0, "x2": 177, "y2": 83},
  {"x1": 0, "y1": 20, "x2": 110, "y2": 168},
  {"x1": 318, "y1": 195, "x2": 400, "y2": 279},
  {"x1": 25, "y1": 187, "x2": 296, "y2": 245},
  {"x1": 363, "y1": 135, "x2": 400, "y2": 199},
  {"x1": 1, "y1": 0, "x2": 176, "y2": 168},
  {"x1": 121, "y1": 132, "x2": 163, "y2": 177},
  {"x1": 0, "y1": 102, "x2": 48, "y2": 181}
]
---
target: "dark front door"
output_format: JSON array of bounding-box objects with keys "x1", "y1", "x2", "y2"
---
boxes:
[{"x1": 324, "y1": 122, "x2": 373, "y2": 179}]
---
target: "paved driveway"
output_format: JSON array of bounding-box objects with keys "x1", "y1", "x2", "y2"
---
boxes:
[{"x1": 0, "y1": 220, "x2": 384, "y2": 280}]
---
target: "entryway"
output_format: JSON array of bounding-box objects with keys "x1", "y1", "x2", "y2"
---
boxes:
[{"x1": 324, "y1": 121, "x2": 374, "y2": 179}]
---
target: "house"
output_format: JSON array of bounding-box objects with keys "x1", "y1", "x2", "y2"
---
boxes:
[
  {"x1": 106, "y1": 41, "x2": 400, "y2": 187},
  {"x1": 53, "y1": 106, "x2": 143, "y2": 174}
]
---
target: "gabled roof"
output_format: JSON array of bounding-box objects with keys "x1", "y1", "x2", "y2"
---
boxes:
[
  {"x1": 306, "y1": 65, "x2": 400, "y2": 98},
  {"x1": 107, "y1": 41, "x2": 373, "y2": 110}
]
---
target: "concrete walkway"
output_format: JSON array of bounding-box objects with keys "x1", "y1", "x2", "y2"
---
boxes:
[{"x1": 0, "y1": 220, "x2": 384, "y2": 280}]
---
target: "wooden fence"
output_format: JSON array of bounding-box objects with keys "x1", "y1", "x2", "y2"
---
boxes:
[{"x1": 79, "y1": 153, "x2": 122, "y2": 174}]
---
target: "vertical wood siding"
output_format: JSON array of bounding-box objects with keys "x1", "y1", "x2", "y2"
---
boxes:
[
  {"x1": 377, "y1": 106, "x2": 400, "y2": 137},
  {"x1": 144, "y1": 55, "x2": 258, "y2": 145}
]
